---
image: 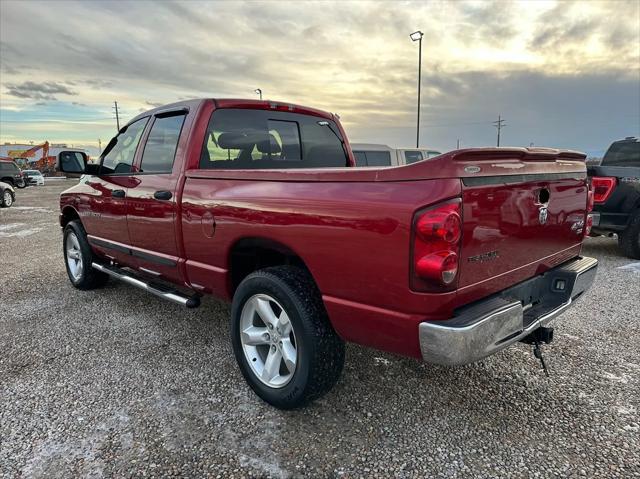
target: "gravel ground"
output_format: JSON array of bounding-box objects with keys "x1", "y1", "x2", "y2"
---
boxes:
[{"x1": 1, "y1": 181, "x2": 639, "y2": 478}]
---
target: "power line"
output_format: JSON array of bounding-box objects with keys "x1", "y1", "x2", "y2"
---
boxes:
[{"x1": 493, "y1": 114, "x2": 506, "y2": 147}]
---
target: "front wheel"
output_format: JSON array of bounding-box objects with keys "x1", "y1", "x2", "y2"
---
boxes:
[
  {"x1": 63, "y1": 221, "x2": 109, "y2": 290},
  {"x1": 618, "y1": 209, "x2": 640, "y2": 259},
  {"x1": 16, "y1": 180, "x2": 26, "y2": 189},
  {"x1": 231, "y1": 266, "x2": 345, "y2": 409},
  {"x1": 1, "y1": 189, "x2": 14, "y2": 207}
]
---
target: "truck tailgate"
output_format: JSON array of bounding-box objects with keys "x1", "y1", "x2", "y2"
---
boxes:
[{"x1": 459, "y1": 173, "x2": 588, "y2": 288}]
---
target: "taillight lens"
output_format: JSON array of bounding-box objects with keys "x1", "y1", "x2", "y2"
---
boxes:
[
  {"x1": 411, "y1": 199, "x2": 462, "y2": 291},
  {"x1": 587, "y1": 189, "x2": 594, "y2": 212},
  {"x1": 591, "y1": 177, "x2": 616, "y2": 204}
]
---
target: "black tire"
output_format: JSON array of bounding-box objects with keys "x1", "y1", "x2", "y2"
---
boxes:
[
  {"x1": 1, "y1": 189, "x2": 14, "y2": 208},
  {"x1": 231, "y1": 266, "x2": 345, "y2": 409},
  {"x1": 618, "y1": 209, "x2": 640, "y2": 259},
  {"x1": 16, "y1": 180, "x2": 26, "y2": 189},
  {"x1": 63, "y1": 220, "x2": 109, "y2": 290}
]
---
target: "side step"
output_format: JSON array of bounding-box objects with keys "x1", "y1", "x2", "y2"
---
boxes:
[{"x1": 92, "y1": 263, "x2": 201, "y2": 308}]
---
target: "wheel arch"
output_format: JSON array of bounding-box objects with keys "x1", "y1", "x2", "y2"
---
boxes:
[
  {"x1": 227, "y1": 236, "x2": 317, "y2": 296},
  {"x1": 60, "y1": 205, "x2": 81, "y2": 228}
]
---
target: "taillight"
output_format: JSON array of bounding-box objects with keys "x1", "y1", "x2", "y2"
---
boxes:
[
  {"x1": 587, "y1": 189, "x2": 594, "y2": 212},
  {"x1": 591, "y1": 177, "x2": 616, "y2": 204},
  {"x1": 411, "y1": 199, "x2": 462, "y2": 291}
]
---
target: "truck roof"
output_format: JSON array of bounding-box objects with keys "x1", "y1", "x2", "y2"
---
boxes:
[{"x1": 128, "y1": 99, "x2": 336, "y2": 127}]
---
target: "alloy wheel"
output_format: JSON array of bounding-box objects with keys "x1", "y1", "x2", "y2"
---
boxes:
[
  {"x1": 65, "y1": 232, "x2": 83, "y2": 280},
  {"x1": 239, "y1": 294, "x2": 298, "y2": 388}
]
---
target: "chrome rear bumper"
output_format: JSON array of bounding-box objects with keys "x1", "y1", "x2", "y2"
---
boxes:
[{"x1": 419, "y1": 256, "x2": 598, "y2": 366}]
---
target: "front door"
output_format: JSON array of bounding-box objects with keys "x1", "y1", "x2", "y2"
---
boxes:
[
  {"x1": 80, "y1": 117, "x2": 149, "y2": 266},
  {"x1": 126, "y1": 111, "x2": 187, "y2": 283}
]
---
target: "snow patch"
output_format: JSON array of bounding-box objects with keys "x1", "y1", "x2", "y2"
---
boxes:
[
  {"x1": 0, "y1": 227, "x2": 43, "y2": 238},
  {"x1": 0, "y1": 222, "x2": 24, "y2": 231},
  {"x1": 373, "y1": 357, "x2": 392, "y2": 366},
  {"x1": 617, "y1": 262, "x2": 640, "y2": 273}
]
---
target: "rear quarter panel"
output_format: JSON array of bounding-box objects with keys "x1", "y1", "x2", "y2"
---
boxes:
[{"x1": 181, "y1": 175, "x2": 461, "y2": 357}]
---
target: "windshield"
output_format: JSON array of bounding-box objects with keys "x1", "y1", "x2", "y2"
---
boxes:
[{"x1": 602, "y1": 141, "x2": 640, "y2": 167}]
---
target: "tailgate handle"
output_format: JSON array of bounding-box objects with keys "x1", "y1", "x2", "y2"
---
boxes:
[
  {"x1": 154, "y1": 190, "x2": 172, "y2": 200},
  {"x1": 111, "y1": 189, "x2": 125, "y2": 198}
]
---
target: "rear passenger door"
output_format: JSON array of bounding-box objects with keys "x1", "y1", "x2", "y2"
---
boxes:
[{"x1": 126, "y1": 111, "x2": 187, "y2": 282}]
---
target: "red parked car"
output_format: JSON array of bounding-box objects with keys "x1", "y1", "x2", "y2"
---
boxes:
[{"x1": 57, "y1": 99, "x2": 597, "y2": 408}]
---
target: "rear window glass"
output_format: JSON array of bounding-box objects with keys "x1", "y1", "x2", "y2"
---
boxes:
[
  {"x1": 352, "y1": 150, "x2": 392, "y2": 167},
  {"x1": 200, "y1": 109, "x2": 348, "y2": 169},
  {"x1": 602, "y1": 141, "x2": 640, "y2": 167},
  {"x1": 404, "y1": 151, "x2": 424, "y2": 164}
]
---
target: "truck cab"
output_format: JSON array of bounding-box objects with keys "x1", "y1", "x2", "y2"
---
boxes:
[{"x1": 351, "y1": 143, "x2": 442, "y2": 167}]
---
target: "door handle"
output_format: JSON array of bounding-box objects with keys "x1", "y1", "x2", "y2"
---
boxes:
[
  {"x1": 111, "y1": 189, "x2": 126, "y2": 198},
  {"x1": 154, "y1": 190, "x2": 173, "y2": 200}
]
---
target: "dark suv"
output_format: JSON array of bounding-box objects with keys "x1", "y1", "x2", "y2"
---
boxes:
[
  {"x1": 0, "y1": 160, "x2": 27, "y2": 188},
  {"x1": 588, "y1": 137, "x2": 640, "y2": 258}
]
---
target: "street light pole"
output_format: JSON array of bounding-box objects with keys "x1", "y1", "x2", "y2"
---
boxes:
[
  {"x1": 254, "y1": 88, "x2": 262, "y2": 100},
  {"x1": 410, "y1": 31, "x2": 424, "y2": 148}
]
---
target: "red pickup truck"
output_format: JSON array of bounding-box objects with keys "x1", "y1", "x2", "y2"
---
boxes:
[{"x1": 57, "y1": 99, "x2": 597, "y2": 408}]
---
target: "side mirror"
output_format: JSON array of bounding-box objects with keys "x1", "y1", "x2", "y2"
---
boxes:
[{"x1": 56, "y1": 151, "x2": 87, "y2": 176}]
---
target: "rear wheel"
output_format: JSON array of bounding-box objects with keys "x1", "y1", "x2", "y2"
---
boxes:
[
  {"x1": 63, "y1": 221, "x2": 109, "y2": 290},
  {"x1": 618, "y1": 209, "x2": 640, "y2": 259},
  {"x1": 1, "y1": 190, "x2": 13, "y2": 207},
  {"x1": 231, "y1": 266, "x2": 345, "y2": 409}
]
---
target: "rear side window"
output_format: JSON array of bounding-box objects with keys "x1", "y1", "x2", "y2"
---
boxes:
[
  {"x1": 0, "y1": 162, "x2": 19, "y2": 172},
  {"x1": 100, "y1": 117, "x2": 148, "y2": 175},
  {"x1": 352, "y1": 150, "x2": 392, "y2": 167},
  {"x1": 354, "y1": 151, "x2": 368, "y2": 166},
  {"x1": 404, "y1": 151, "x2": 423, "y2": 164},
  {"x1": 139, "y1": 114, "x2": 186, "y2": 173},
  {"x1": 200, "y1": 109, "x2": 348, "y2": 169},
  {"x1": 602, "y1": 141, "x2": 640, "y2": 167}
]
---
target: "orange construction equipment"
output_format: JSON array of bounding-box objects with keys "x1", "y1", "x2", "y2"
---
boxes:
[{"x1": 9, "y1": 142, "x2": 51, "y2": 170}]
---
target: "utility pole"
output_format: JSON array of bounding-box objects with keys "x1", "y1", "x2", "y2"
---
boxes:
[
  {"x1": 410, "y1": 31, "x2": 424, "y2": 148},
  {"x1": 98, "y1": 139, "x2": 102, "y2": 155},
  {"x1": 113, "y1": 101, "x2": 120, "y2": 131},
  {"x1": 493, "y1": 114, "x2": 505, "y2": 147},
  {"x1": 456, "y1": 139, "x2": 460, "y2": 149}
]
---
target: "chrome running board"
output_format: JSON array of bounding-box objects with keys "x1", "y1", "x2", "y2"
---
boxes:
[{"x1": 92, "y1": 262, "x2": 201, "y2": 308}]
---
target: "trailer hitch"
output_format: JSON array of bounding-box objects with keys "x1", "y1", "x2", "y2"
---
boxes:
[{"x1": 520, "y1": 327, "x2": 554, "y2": 377}]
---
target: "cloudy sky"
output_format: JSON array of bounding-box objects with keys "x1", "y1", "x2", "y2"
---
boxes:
[{"x1": 1, "y1": 0, "x2": 638, "y2": 157}]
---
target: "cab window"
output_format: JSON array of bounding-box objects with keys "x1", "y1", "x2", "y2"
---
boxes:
[
  {"x1": 100, "y1": 118, "x2": 148, "y2": 175},
  {"x1": 352, "y1": 150, "x2": 392, "y2": 167},
  {"x1": 602, "y1": 141, "x2": 640, "y2": 167},
  {"x1": 404, "y1": 151, "x2": 424, "y2": 164},
  {"x1": 139, "y1": 113, "x2": 186, "y2": 173},
  {"x1": 200, "y1": 108, "x2": 347, "y2": 169}
]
